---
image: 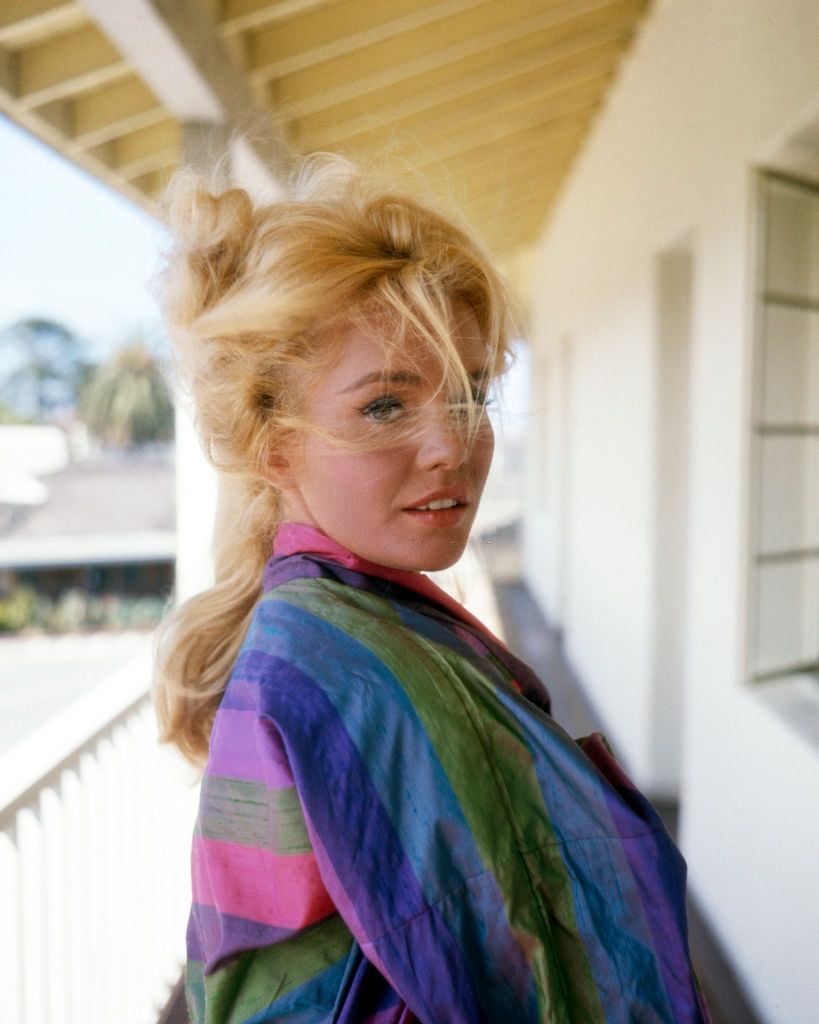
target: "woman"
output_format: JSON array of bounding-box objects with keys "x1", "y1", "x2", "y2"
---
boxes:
[{"x1": 154, "y1": 158, "x2": 709, "y2": 1023}]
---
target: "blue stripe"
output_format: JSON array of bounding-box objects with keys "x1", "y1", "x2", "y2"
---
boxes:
[
  {"x1": 494, "y1": 683, "x2": 676, "y2": 1022},
  {"x1": 243, "y1": 949, "x2": 350, "y2": 1024}
]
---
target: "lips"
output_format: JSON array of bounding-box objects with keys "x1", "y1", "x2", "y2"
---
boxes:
[
  {"x1": 404, "y1": 488, "x2": 468, "y2": 511},
  {"x1": 402, "y1": 488, "x2": 470, "y2": 528}
]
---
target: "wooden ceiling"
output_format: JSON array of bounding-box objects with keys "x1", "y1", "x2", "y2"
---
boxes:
[{"x1": 0, "y1": 0, "x2": 651, "y2": 271}]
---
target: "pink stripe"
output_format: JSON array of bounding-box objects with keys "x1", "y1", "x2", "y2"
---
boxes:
[
  {"x1": 192, "y1": 835, "x2": 334, "y2": 928},
  {"x1": 207, "y1": 709, "x2": 294, "y2": 787}
]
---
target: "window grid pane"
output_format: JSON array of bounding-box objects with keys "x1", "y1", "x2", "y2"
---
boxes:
[{"x1": 751, "y1": 174, "x2": 819, "y2": 685}]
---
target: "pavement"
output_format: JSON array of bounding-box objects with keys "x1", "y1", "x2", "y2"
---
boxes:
[{"x1": 0, "y1": 629, "x2": 152, "y2": 755}]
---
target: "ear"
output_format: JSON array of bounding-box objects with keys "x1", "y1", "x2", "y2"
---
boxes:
[
  {"x1": 261, "y1": 435, "x2": 302, "y2": 491},
  {"x1": 261, "y1": 454, "x2": 297, "y2": 490}
]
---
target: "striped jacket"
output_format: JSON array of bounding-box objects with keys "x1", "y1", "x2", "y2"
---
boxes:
[{"x1": 185, "y1": 525, "x2": 709, "y2": 1023}]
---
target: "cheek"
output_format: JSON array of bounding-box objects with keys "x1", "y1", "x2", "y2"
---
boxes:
[
  {"x1": 474, "y1": 426, "x2": 494, "y2": 482},
  {"x1": 310, "y1": 449, "x2": 398, "y2": 501}
]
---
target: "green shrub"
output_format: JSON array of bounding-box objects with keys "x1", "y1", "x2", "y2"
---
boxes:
[
  {"x1": 0, "y1": 585, "x2": 166, "y2": 633},
  {"x1": 0, "y1": 586, "x2": 37, "y2": 632}
]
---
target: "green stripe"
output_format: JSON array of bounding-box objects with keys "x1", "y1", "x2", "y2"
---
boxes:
[
  {"x1": 273, "y1": 577, "x2": 604, "y2": 1022},
  {"x1": 199, "y1": 775, "x2": 311, "y2": 855},
  {"x1": 200, "y1": 915, "x2": 353, "y2": 1023}
]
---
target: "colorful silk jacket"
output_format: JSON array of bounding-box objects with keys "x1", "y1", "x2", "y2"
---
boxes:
[{"x1": 185, "y1": 524, "x2": 710, "y2": 1024}]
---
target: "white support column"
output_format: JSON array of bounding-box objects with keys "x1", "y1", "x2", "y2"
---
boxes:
[
  {"x1": 173, "y1": 121, "x2": 286, "y2": 601},
  {"x1": 173, "y1": 121, "x2": 229, "y2": 601},
  {"x1": 79, "y1": 0, "x2": 291, "y2": 181},
  {"x1": 78, "y1": 1, "x2": 291, "y2": 599}
]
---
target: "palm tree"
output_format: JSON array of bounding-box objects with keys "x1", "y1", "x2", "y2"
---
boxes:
[
  {"x1": 0, "y1": 317, "x2": 91, "y2": 422},
  {"x1": 80, "y1": 340, "x2": 174, "y2": 448}
]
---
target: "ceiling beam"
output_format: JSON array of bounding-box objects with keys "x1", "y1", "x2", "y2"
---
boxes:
[
  {"x1": 309, "y1": 57, "x2": 614, "y2": 160},
  {"x1": 70, "y1": 77, "x2": 164, "y2": 148},
  {"x1": 422, "y1": 128, "x2": 584, "y2": 190},
  {"x1": 79, "y1": 0, "x2": 291, "y2": 179},
  {"x1": 269, "y1": 0, "x2": 647, "y2": 121},
  {"x1": 220, "y1": 0, "x2": 357, "y2": 36},
  {"x1": 93, "y1": 118, "x2": 181, "y2": 180},
  {"x1": 0, "y1": 0, "x2": 81, "y2": 47},
  {"x1": 468, "y1": 180, "x2": 563, "y2": 227},
  {"x1": 420, "y1": 109, "x2": 595, "y2": 170},
  {"x1": 248, "y1": 0, "x2": 489, "y2": 81},
  {"x1": 467, "y1": 161, "x2": 566, "y2": 208},
  {"x1": 293, "y1": 20, "x2": 631, "y2": 150},
  {"x1": 15, "y1": 22, "x2": 129, "y2": 107},
  {"x1": 371, "y1": 84, "x2": 601, "y2": 168},
  {"x1": 0, "y1": 44, "x2": 16, "y2": 98},
  {"x1": 130, "y1": 161, "x2": 178, "y2": 200},
  {"x1": 428, "y1": 149, "x2": 578, "y2": 213},
  {"x1": 492, "y1": 186, "x2": 562, "y2": 225}
]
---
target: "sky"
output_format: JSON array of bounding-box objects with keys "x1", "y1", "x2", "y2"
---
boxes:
[{"x1": 0, "y1": 115, "x2": 167, "y2": 362}]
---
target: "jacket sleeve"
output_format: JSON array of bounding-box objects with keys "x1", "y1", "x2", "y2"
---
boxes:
[{"x1": 184, "y1": 702, "x2": 354, "y2": 1023}]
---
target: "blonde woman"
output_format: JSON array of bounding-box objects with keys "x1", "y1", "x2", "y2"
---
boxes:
[{"x1": 154, "y1": 159, "x2": 709, "y2": 1024}]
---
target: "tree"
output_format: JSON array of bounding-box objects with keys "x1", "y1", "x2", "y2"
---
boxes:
[
  {"x1": 0, "y1": 317, "x2": 92, "y2": 422},
  {"x1": 80, "y1": 340, "x2": 174, "y2": 448}
]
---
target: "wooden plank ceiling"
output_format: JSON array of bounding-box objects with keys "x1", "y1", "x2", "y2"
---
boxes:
[{"x1": 0, "y1": 0, "x2": 651, "y2": 272}]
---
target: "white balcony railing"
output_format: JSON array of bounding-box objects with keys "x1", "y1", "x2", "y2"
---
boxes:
[{"x1": 0, "y1": 646, "x2": 198, "y2": 1024}]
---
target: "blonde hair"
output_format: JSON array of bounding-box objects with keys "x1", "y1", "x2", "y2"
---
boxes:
[{"x1": 152, "y1": 155, "x2": 514, "y2": 766}]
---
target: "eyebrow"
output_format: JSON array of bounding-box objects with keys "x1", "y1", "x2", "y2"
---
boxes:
[{"x1": 339, "y1": 368, "x2": 489, "y2": 394}]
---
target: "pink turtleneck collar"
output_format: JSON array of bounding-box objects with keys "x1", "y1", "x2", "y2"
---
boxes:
[{"x1": 273, "y1": 521, "x2": 504, "y2": 647}]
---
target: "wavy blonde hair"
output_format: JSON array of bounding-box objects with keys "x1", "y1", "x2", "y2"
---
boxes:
[{"x1": 152, "y1": 155, "x2": 514, "y2": 766}]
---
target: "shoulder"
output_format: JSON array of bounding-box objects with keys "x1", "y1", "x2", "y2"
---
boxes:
[
  {"x1": 246, "y1": 576, "x2": 408, "y2": 663},
  {"x1": 261, "y1": 575, "x2": 403, "y2": 626},
  {"x1": 236, "y1": 577, "x2": 460, "y2": 720}
]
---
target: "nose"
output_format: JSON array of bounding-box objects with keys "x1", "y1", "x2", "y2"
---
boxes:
[{"x1": 415, "y1": 403, "x2": 468, "y2": 470}]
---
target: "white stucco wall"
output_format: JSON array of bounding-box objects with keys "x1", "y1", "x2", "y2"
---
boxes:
[{"x1": 523, "y1": 2, "x2": 819, "y2": 1021}]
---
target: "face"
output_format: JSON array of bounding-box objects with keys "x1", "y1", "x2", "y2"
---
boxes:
[{"x1": 273, "y1": 303, "x2": 495, "y2": 572}]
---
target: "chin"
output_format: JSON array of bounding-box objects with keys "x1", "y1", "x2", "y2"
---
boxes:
[{"x1": 408, "y1": 541, "x2": 470, "y2": 574}]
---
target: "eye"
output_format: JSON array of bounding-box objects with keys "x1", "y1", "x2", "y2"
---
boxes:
[
  {"x1": 470, "y1": 384, "x2": 493, "y2": 408},
  {"x1": 451, "y1": 385, "x2": 493, "y2": 412},
  {"x1": 359, "y1": 395, "x2": 405, "y2": 422}
]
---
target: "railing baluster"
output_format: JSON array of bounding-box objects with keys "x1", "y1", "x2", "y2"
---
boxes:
[
  {"x1": 62, "y1": 764, "x2": 85, "y2": 1024},
  {"x1": 1, "y1": 656, "x2": 197, "y2": 1024},
  {"x1": 41, "y1": 784, "x2": 68, "y2": 1022},
  {"x1": 18, "y1": 804, "x2": 47, "y2": 1024},
  {"x1": 0, "y1": 824, "x2": 24, "y2": 1024}
]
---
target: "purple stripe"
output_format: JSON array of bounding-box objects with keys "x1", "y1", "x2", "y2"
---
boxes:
[
  {"x1": 187, "y1": 902, "x2": 300, "y2": 970},
  {"x1": 333, "y1": 946, "x2": 405, "y2": 1024},
  {"x1": 207, "y1": 708, "x2": 294, "y2": 787},
  {"x1": 255, "y1": 651, "x2": 493, "y2": 1024},
  {"x1": 263, "y1": 552, "x2": 326, "y2": 591},
  {"x1": 589, "y1": 746, "x2": 707, "y2": 1023},
  {"x1": 606, "y1": 805, "x2": 705, "y2": 1021},
  {"x1": 359, "y1": 1009, "x2": 410, "y2": 1024}
]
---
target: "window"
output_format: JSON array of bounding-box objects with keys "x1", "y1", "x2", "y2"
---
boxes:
[{"x1": 749, "y1": 173, "x2": 819, "y2": 685}]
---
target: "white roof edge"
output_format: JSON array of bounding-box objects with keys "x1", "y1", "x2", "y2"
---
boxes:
[{"x1": 0, "y1": 531, "x2": 177, "y2": 569}]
